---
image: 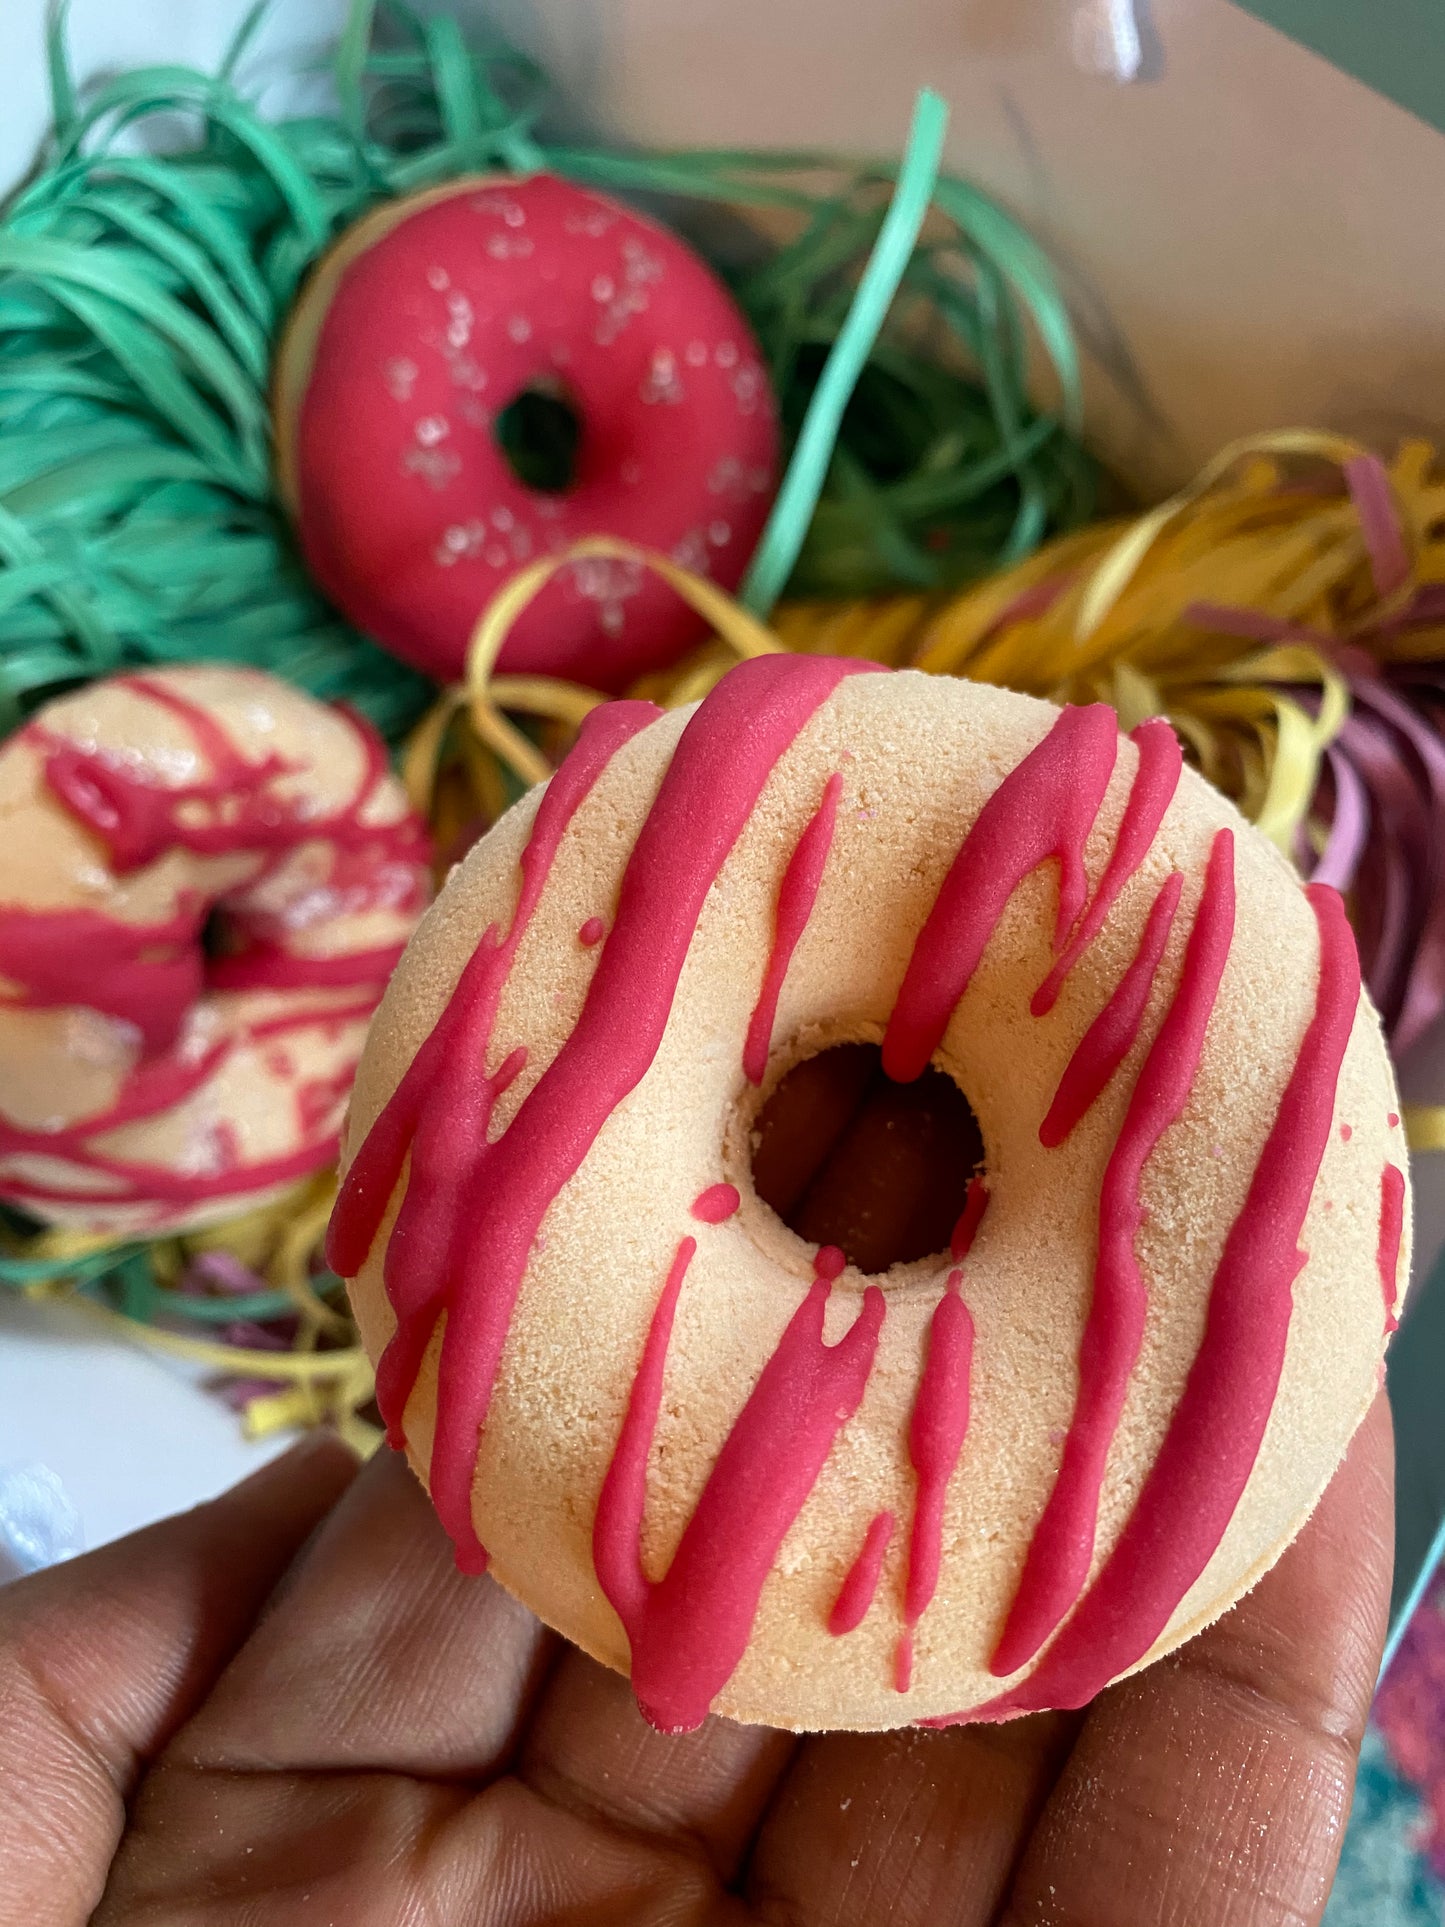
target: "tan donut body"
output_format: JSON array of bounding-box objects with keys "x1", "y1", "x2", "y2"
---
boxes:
[
  {"x1": 0, "y1": 667, "x2": 430, "y2": 1233},
  {"x1": 341, "y1": 664, "x2": 1407, "y2": 1732}
]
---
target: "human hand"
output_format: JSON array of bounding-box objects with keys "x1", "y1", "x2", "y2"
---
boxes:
[{"x1": 0, "y1": 1387, "x2": 1391, "y2": 1927}]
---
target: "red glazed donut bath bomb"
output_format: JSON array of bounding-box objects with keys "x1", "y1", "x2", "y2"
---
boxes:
[
  {"x1": 0, "y1": 668, "x2": 430, "y2": 1233},
  {"x1": 275, "y1": 175, "x2": 779, "y2": 690}
]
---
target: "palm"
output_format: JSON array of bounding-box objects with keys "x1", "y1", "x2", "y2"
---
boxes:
[{"x1": 0, "y1": 1384, "x2": 1391, "y2": 1927}]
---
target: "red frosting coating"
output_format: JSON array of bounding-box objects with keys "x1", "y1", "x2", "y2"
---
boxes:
[
  {"x1": 1038, "y1": 870, "x2": 1184, "y2": 1149},
  {"x1": 949, "y1": 1175, "x2": 989, "y2": 1260},
  {"x1": 1031, "y1": 718, "x2": 1182, "y2": 1017},
  {"x1": 829, "y1": 1510, "x2": 897, "y2": 1637},
  {"x1": 991, "y1": 832, "x2": 1237, "y2": 1678},
  {"x1": 1379, "y1": 1162, "x2": 1406, "y2": 1334},
  {"x1": 329, "y1": 655, "x2": 875, "y2": 1578},
  {"x1": 595, "y1": 1241, "x2": 886, "y2": 1732},
  {"x1": 0, "y1": 905, "x2": 202, "y2": 1057},
  {"x1": 326, "y1": 699, "x2": 660, "y2": 1444},
  {"x1": 883, "y1": 704, "x2": 1120, "y2": 1084},
  {"x1": 973, "y1": 879, "x2": 1360, "y2": 1717},
  {"x1": 286, "y1": 176, "x2": 779, "y2": 690},
  {"x1": 897, "y1": 1267, "x2": 975, "y2": 1690},
  {"x1": 691, "y1": 1182, "x2": 741, "y2": 1224},
  {"x1": 744, "y1": 771, "x2": 842, "y2": 1084}
]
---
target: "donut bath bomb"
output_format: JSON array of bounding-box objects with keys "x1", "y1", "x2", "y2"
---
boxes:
[
  {"x1": 275, "y1": 174, "x2": 779, "y2": 691},
  {"x1": 0, "y1": 668, "x2": 430, "y2": 1234},
  {"x1": 331, "y1": 658, "x2": 1408, "y2": 1733}
]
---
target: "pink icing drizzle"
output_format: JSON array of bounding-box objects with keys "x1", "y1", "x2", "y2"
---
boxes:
[
  {"x1": 331, "y1": 656, "x2": 874, "y2": 1577},
  {"x1": 1038, "y1": 871, "x2": 1184, "y2": 1148},
  {"x1": 1031, "y1": 718, "x2": 1183, "y2": 1017},
  {"x1": 743, "y1": 771, "x2": 843, "y2": 1084},
  {"x1": 949, "y1": 1175, "x2": 989, "y2": 1260},
  {"x1": 327, "y1": 701, "x2": 659, "y2": 1445},
  {"x1": 896, "y1": 1267, "x2": 975, "y2": 1691},
  {"x1": 828, "y1": 1509, "x2": 896, "y2": 1636},
  {"x1": 691, "y1": 1182, "x2": 740, "y2": 1224},
  {"x1": 991, "y1": 831, "x2": 1237, "y2": 1679},
  {"x1": 978, "y1": 880, "x2": 1360, "y2": 1714},
  {"x1": 594, "y1": 1239, "x2": 886, "y2": 1731},
  {"x1": 1379, "y1": 1162, "x2": 1406, "y2": 1334},
  {"x1": 883, "y1": 704, "x2": 1120, "y2": 1084},
  {"x1": 0, "y1": 904, "x2": 202, "y2": 1056}
]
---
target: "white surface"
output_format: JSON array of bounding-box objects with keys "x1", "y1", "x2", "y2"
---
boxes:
[
  {"x1": 0, "y1": 0, "x2": 345, "y2": 197},
  {"x1": 0, "y1": 1294, "x2": 287, "y2": 1576}
]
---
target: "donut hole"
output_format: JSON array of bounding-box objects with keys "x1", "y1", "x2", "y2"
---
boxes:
[
  {"x1": 493, "y1": 383, "x2": 583, "y2": 494},
  {"x1": 748, "y1": 1041, "x2": 984, "y2": 1275},
  {"x1": 199, "y1": 904, "x2": 240, "y2": 964}
]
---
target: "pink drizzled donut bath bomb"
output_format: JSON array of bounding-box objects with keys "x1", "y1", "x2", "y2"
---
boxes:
[
  {"x1": 330, "y1": 659, "x2": 1407, "y2": 1732},
  {"x1": 0, "y1": 667, "x2": 429, "y2": 1233}
]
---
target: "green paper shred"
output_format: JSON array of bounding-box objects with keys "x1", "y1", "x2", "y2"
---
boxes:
[
  {"x1": 0, "y1": 0, "x2": 1093, "y2": 747},
  {"x1": 740, "y1": 89, "x2": 949, "y2": 615}
]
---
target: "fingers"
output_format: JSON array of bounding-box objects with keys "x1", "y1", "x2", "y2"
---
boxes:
[
  {"x1": 519, "y1": 1645, "x2": 796, "y2": 1881},
  {"x1": 0, "y1": 1433, "x2": 357, "y2": 1927},
  {"x1": 751, "y1": 1042, "x2": 984, "y2": 1271},
  {"x1": 751, "y1": 1042, "x2": 876, "y2": 1220},
  {"x1": 997, "y1": 1392, "x2": 1395, "y2": 1927},
  {"x1": 173, "y1": 1443, "x2": 555, "y2": 1779},
  {"x1": 747, "y1": 1714, "x2": 1078, "y2": 1927},
  {"x1": 101, "y1": 1447, "x2": 769, "y2": 1926},
  {"x1": 790, "y1": 1061, "x2": 982, "y2": 1272}
]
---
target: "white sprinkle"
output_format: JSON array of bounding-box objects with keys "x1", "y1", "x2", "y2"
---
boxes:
[
  {"x1": 403, "y1": 447, "x2": 460, "y2": 489},
  {"x1": 492, "y1": 506, "x2": 515, "y2": 531},
  {"x1": 426, "y1": 265, "x2": 450, "y2": 291},
  {"x1": 640, "y1": 346, "x2": 685, "y2": 406},
  {"x1": 449, "y1": 357, "x2": 488, "y2": 394},
  {"x1": 734, "y1": 362, "x2": 764, "y2": 413},
  {"x1": 414, "y1": 415, "x2": 450, "y2": 447},
  {"x1": 685, "y1": 339, "x2": 708, "y2": 367},
  {"x1": 708, "y1": 519, "x2": 732, "y2": 547},
  {"x1": 383, "y1": 356, "x2": 418, "y2": 402},
  {"x1": 507, "y1": 315, "x2": 533, "y2": 344},
  {"x1": 716, "y1": 339, "x2": 739, "y2": 368},
  {"x1": 592, "y1": 274, "x2": 616, "y2": 302},
  {"x1": 671, "y1": 528, "x2": 711, "y2": 574}
]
